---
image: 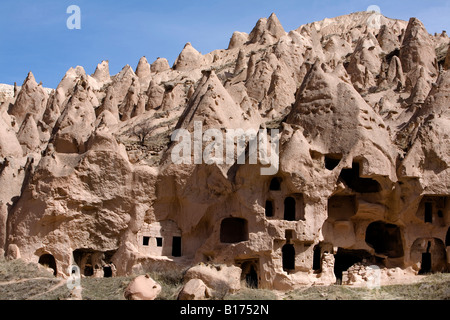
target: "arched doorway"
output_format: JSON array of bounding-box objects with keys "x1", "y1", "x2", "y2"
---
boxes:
[
  {"x1": 419, "y1": 242, "x2": 432, "y2": 275},
  {"x1": 284, "y1": 197, "x2": 296, "y2": 221},
  {"x1": 240, "y1": 261, "x2": 258, "y2": 289},
  {"x1": 282, "y1": 244, "x2": 295, "y2": 272},
  {"x1": 38, "y1": 254, "x2": 57, "y2": 276},
  {"x1": 411, "y1": 238, "x2": 447, "y2": 274},
  {"x1": 265, "y1": 200, "x2": 274, "y2": 217},
  {"x1": 103, "y1": 266, "x2": 112, "y2": 278},
  {"x1": 269, "y1": 177, "x2": 281, "y2": 191},
  {"x1": 313, "y1": 244, "x2": 322, "y2": 272}
]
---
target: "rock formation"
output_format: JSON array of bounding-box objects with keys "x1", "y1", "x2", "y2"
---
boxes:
[{"x1": 0, "y1": 11, "x2": 449, "y2": 293}]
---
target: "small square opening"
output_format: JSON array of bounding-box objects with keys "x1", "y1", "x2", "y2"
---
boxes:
[
  {"x1": 143, "y1": 236, "x2": 150, "y2": 246},
  {"x1": 156, "y1": 237, "x2": 163, "y2": 247}
]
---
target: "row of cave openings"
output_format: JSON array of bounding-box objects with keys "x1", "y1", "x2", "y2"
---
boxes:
[
  {"x1": 265, "y1": 177, "x2": 304, "y2": 221},
  {"x1": 37, "y1": 249, "x2": 118, "y2": 278},
  {"x1": 142, "y1": 235, "x2": 182, "y2": 257},
  {"x1": 264, "y1": 161, "x2": 383, "y2": 221},
  {"x1": 238, "y1": 224, "x2": 450, "y2": 288}
]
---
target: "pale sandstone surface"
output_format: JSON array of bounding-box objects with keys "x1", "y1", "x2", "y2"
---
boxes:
[
  {"x1": 124, "y1": 274, "x2": 161, "y2": 300},
  {"x1": 0, "y1": 11, "x2": 449, "y2": 295}
]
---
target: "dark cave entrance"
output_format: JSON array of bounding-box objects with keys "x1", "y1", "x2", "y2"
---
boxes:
[
  {"x1": 38, "y1": 254, "x2": 57, "y2": 276},
  {"x1": 424, "y1": 202, "x2": 433, "y2": 223},
  {"x1": 313, "y1": 244, "x2": 322, "y2": 272},
  {"x1": 246, "y1": 265, "x2": 258, "y2": 288},
  {"x1": 284, "y1": 197, "x2": 296, "y2": 221},
  {"x1": 220, "y1": 218, "x2": 249, "y2": 243},
  {"x1": 237, "y1": 260, "x2": 259, "y2": 289},
  {"x1": 365, "y1": 221, "x2": 404, "y2": 258},
  {"x1": 325, "y1": 154, "x2": 342, "y2": 171},
  {"x1": 72, "y1": 248, "x2": 116, "y2": 277},
  {"x1": 84, "y1": 265, "x2": 94, "y2": 277},
  {"x1": 338, "y1": 162, "x2": 381, "y2": 193},
  {"x1": 172, "y1": 236, "x2": 182, "y2": 257},
  {"x1": 265, "y1": 200, "x2": 274, "y2": 217},
  {"x1": 103, "y1": 266, "x2": 112, "y2": 278},
  {"x1": 334, "y1": 248, "x2": 372, "y2": 283},
  {"x1": 419, "y1": 242, "x2": 432, "y2": 275},
  {"x1": 245, "y1": 263, "x2": 259, "y2": 289},
  {"x1": 282, "y1": 244, "x2": 295, "y2": 272},
  {"x1": 269, "y1": 177, "x2": 282, "y2": 191}
]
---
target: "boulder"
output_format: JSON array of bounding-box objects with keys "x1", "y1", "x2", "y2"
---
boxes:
[
  {"x1": 178, "y1": 278, "x2": 211, "y2": 300},
  {"x1": 124, "y1": 274, "x2": 162, "y2": 300},
  {"x1": 184, "y1": 264, "x2": 242, "y2": 294}
]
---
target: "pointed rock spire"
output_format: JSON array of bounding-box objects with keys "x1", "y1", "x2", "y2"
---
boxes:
[
  {"x1": 399, "y1": 18, "x2": 438, "y2": 88},
  {"x1": 135, "y1": 56, "x2": 151, "y2": 79},
  {"x1": 53, "y1": 79, "x2": 97, "y2": 153},
  {"x1": 9, "y1": 72, "x2": 48, "y2": 126},
  {"x1": 248, "y1": 13, "x2": 286, "y2": 45},
  {"x1": 234, "y1": 49, "x2": 247, "y2": 75},
  {"x1": 346, "y1": 33, "x2": 383, "y2": 91},
  {"x1": 120, "y1": 78, "x2": 140, "y2": 121},
  {"x1": 173, "y1": 43, "x2": 203, "y2": 71},
  {"x1": 386, "y1": 55, "x2": 405, "y2": 88},
  {"x1": 131, "y1": 95, "x2": 146, "y2": 118},
  {"x1": 377, "y1": 24, "x2": 400, "y2": 53},
  {"x1": 246, "y1": 53, "x2": 257, "y2": 80},
  {"x1": 17, "y1": 113, "x2": 41, "y2": 153},
  {"x1": 0, "y1": 114, "x2": 23, "y2": 158},
  {"x1": 228, "y1": 31, "x2": 249, "y2": 50},
  {"x1": 176, "y1": 70, "x2": 260, "y2": 131},
  {"x1": 287, "y1": 60, "x2": 390, "y2": 157},
  {"x1": 98, "y1": 65, "x2": 137, "y2": 120},
  {"x1": 93, "y1": 60, "x2": 110, "y2": 83},
  {"x1": 145, "y1": 80, "x2": 165, "y2": 110},
  {"x1": 267, "y1": 13, "x2": 286, "y2": 39},
  {"x1": 150, "y1": 57, "x2": 170, "y2": 73},
  {"x1": 248, "y1": 17, "x2": 267, "y2": 44},
  {"x1": 408, "y1": 67, "x2": 431, "y2": 104}
]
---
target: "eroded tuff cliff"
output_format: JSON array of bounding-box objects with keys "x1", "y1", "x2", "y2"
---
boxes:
[{"x1": 0, "y1": 11, "x2": 449, "y2": 290}]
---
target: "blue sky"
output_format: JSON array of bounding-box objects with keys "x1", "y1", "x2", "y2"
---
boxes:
[{"x1": 0, "y1": 0, "x2": 449, "y2": 88}]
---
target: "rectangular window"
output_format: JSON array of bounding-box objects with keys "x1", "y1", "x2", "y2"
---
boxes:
[
  {"x1": 143, "y1": 236, "x2": 150, "y2": 246},
  {"x1": 425, "y1": 202, "x2": 432, "y2": 223},
  {"x1": 156, "y1": 237, "x2": 163, "y2": 247},
  {"x1": 172, "y1": 237, "x2": 182, "y2": 257}
]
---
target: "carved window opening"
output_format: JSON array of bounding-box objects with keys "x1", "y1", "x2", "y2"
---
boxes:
[
  {"x1": 338, "y1": 162, "x2": 381, "y2": 193},
  {"x1": 424, "y1": 202, "x2": 433, "y2": 223},
  {"x1": 265, "y1": 200, "x2": 274, "y2": 217},
  {"x1": 313, "y1": 245, "x2": 322, "y2": 271},
  {"x1": 282, "y1": 244, "x2": 295, "y2": 271},
  {"x1": 284, "y1": 197, "x2": 296, "y2": 221},
  {"x1": 419, "y1": 242, "x2": 432, "y2": 274},
  {"x1": 38, "y1": 254, "x2": 57, "y2": 276},
  {"x1": 325, "y1": 154, "x2": 342, "y2": 171},
  {"x1": 172, "y1": 236, "x2": 182, "y2": 257},
  {"x1": 220, "y1": 218, "x2": 249, "y2": 243},
  {"x1": 103, "y1": 266, "x2": 112, "y2": 278},
  {"x1": 269, "y1": 177, "x2": 281, "y2": 191},
  {"x1": 365, "y1": 221, "x2": 404, "y2": 258}
]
